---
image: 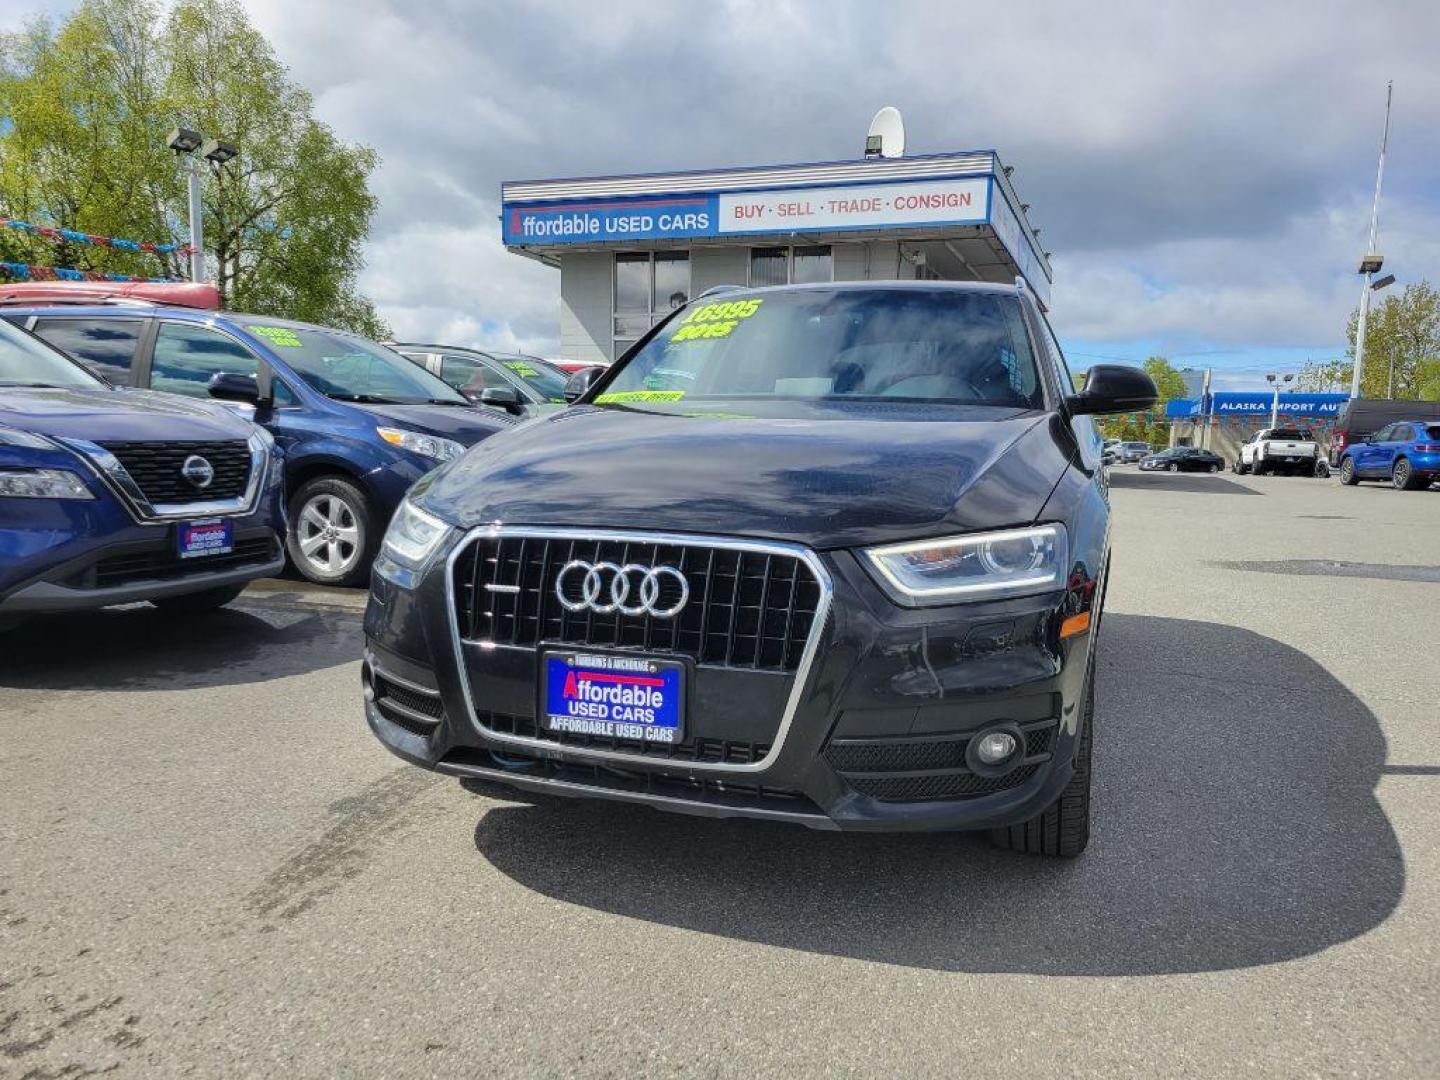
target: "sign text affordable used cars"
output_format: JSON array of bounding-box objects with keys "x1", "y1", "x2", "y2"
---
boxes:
[{"x1": 503, "y1": 177, "x2": 990, "y2": 245}]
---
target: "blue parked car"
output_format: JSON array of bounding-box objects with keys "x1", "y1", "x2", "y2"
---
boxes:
[
  {"x1": 0, "y1": 316, "x2": 285, "y2": 629},
  {"x1": 3, "y1": 303, "x2": 518, "y2": 585},
  {"x1": 1337, "y1": 419, "x2": 1440, "y2": 491}
]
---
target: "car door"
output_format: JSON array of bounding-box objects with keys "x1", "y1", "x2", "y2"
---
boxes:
[
  {"x1": 1385, "y1": 425, "x2": 1414, "y2": 472},
  {"x1": 27, "y1": 314, "x2": 154, "y2": 387},
  {"x1": 1357, "y1": 424, "x2": 1392, "y2": 475}
]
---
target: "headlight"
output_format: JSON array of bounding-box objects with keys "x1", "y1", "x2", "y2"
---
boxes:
[
  {"x1": 0, "y1": 468, "x2": 95, "y2": 500},
  {"x1": 380, "y1": 499, "x2": 450, "y2": 569},
  {"x1": 863, "y1": 524, "x2": 1068, "y2": 606},
  {"x1": 377, "y1": 427, "x2": 464, "y2": 462}
]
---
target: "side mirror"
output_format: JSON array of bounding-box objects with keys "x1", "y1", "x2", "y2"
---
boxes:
[
  {"x1": 477, "y1": 386, "x2": 524, "y2": 414},
  {"x1": 1068, "y1": 364, "x2": 1158, "y2": 416},
  {"x1": 563, "y1": 366, "x2": 604, "y2": 403},
  {"x1": 208, "y1": 371, "x2": 261, "y2": 405}
]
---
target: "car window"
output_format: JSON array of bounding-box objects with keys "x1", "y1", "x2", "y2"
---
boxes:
[
  {"x1": 441, "y1": 354, "x2": 512, "y2": 395},
  {"x1": 1371, "y1": 424, "x2": 1394, "y2": 442},
  {"x1": 238, "y1": 321, "x2": 467, "y2": 405},
  {"x1": 31, "y1": 317, "x2": 144, "y2": 384},
  {"x1": 1269, "y1": 428, "x2": 1312, "y2": 441},
  {"x1": 272, "y1": 378, "x2": 299, "y2": 407},
  {"x1": 0, "y1": 316, "x2": 105, "y2": 389},
  {"x1": 492, "y1": 354, "x2": 570, "y2": 402},
  {"x1": 1424, "y1": 425, "x2": 1440, "y2": 441},
  {"x1": 601, "y1": 288, "x2": 1045, "y2": 411},
  {"x1": 150, "y1": 322, "x2": 259, "y2": 398},
  {"x1": 1391, "y1": 424, "x2": 1413, "y2": 442}
]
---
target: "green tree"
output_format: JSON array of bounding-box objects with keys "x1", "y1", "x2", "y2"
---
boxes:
[
  {"x1": 0, "y1": 0, "x2": 386, "y2": 336},
  {"x1": 1313, "y1": 281, "x2": 1440, "y2": 400}
]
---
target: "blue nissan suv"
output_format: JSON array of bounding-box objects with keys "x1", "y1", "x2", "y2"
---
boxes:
[
  {"x1": 3, "y1": 303, "x2": 517, "y2": 586},
  {"x1": 0, "y1": 316, "x2": 285, "y2": 628}
]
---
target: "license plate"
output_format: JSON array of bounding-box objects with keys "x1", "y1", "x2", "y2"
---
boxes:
[
  {"x1": 177, "y1": 518, "x2": 233, "y2": 559},
  {"x1": 540, "y1": 651, "x2": 685, "y2": 745}
]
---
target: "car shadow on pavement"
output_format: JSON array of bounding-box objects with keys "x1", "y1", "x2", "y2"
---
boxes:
[
  {"x1": 472, "y1": 614, "x2": 1403, "y2": 975},
  {"x1": 0, "y1": 600, "x2": 360, "y2": 692},
  {"x1": 1107, "y1": 472, "x2": 1261, "y2": 495}
]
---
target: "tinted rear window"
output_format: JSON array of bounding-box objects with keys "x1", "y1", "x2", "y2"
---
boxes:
[
  {"x1": 31, "y1": 317, "x2": 143, "y2": 384},
  {"x1": 1268, "y1": 428, "x2": 1313, "y2": 441},
  {"x1": 1425, "y1": 425, "x2": 1440, "y2": 440}
]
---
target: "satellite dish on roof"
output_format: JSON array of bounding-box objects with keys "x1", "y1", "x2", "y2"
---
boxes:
[{"x1": 865, "y1": 106, "x2": 905, "y2": 160}]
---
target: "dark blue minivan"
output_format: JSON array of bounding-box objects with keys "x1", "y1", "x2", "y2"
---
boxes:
[
  {"x1": 0, "y1": 316, "x2": 285, "y2": 628},
  {"x1": 3, "y1": 304, "x2": 517, "y2": 586}
]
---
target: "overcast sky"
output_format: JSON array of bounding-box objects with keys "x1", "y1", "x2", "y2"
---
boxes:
[{"x1": 7, "y1": 1, "x2": 1439, "y2": 389}]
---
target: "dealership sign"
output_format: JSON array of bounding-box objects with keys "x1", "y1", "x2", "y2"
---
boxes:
[
  {"x1": 503, "y1": 176, "x2": 989, "y2": 245},
  {"x1": 1209, "y1": 393, "x2": 1346, "y2": 416}
]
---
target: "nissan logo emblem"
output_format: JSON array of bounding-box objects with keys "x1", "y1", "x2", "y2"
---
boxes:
[
  {"x1": 554, "y1": 560, "x2": 690, "y2": 618},
  {"x1": 181, "y1": 454, "x2": 215, "y2": 489}
]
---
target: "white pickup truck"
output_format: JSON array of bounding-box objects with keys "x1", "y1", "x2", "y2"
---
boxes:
[{"x1": 1235, "y1": 427, "x2": 1320, "y2": 476}]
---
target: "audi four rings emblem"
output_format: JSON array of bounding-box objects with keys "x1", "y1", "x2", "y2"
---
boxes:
[{"x1": 554, "y1": 560, "x2": 690, "y2": 618}]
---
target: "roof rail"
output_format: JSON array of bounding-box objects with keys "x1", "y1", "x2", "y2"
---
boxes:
[{"x1": 696, "y1": 284, "x2": 746, "y2": 299}]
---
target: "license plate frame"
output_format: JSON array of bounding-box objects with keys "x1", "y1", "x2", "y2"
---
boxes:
[
  {"x1": 176, "y1": 518, "x2": 234, "y2": 559},
  {"x1": 539, "y1": 650, "x2": 687, "y2": 746}
]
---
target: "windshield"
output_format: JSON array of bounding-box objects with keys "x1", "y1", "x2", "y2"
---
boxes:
[
  {"x1": 596, "y1": 287, "x2": 1046, "y2": 411},
  {"x1": 0, "y1": 317, "x2": 105, "y2": 390},
  {"x1": 240, "y1": 321, "x2": 467, "y2": 405},
  {"x1": 493, "y1": 353, "x2": 569, "y2": 402}
]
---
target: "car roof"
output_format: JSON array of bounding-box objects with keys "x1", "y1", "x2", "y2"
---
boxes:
[
  {"x1": 694, "y1": 279, "x2": 1023, "y2": 299},
  {"x1": 0, "y1": 303, "x2": 369, "y2": 338}
]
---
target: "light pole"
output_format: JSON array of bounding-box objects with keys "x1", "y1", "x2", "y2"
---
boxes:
[
  {"x1": 1350, "y1": 82, "x2": 1393, "y2": 400},
  {"x1": 165, "y1": 128, "x2": 239, "y2": 284},
  {"x1": 1266, "y1": 372, "x2": 1294, "y2": 427}
]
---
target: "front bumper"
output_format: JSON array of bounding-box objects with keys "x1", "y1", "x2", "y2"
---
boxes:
[
  {"x1": 362, "y1": 529, "x2": 1099, "y2": 833},
  {"x1": 0, "y1": 450, "x2": 286, "y2": 615}
]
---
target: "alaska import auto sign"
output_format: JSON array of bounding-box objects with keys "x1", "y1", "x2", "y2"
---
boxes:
[{"x1": 502, "y1": 176, "x2": 989, "y2": 245}]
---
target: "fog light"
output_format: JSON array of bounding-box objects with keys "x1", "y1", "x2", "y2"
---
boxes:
[{"x1": 975, "y1": 731, "x2": 1018, "y2": 765}]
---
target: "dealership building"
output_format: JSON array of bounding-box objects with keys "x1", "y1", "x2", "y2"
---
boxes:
[{"x1": 501, "y1": 150, "x2": 1052, "y2": 364}]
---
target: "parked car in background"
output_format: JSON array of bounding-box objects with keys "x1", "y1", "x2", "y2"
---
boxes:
[
  {"x1": 0, "y1": 316, "x2": 284, "y2": 628},
  {"x1": 1139, "y1": 446, "x2": 1225, "y2": 473},
  {"x1": 3, "y1": 303, "x2": 516, "y2": 586},
  {"x1": 1337, "y1": 420, "x2": 1440, "y2": 490},
  {"x1": 1235, "y1": 427, "x2": 1319, "y2": 476},
  {"x1": 550, "y1": 358, "x2": 611, "y2": 375},
  {"x1": 393, "y1": 344, "x2": 569, "y2": 418},
  {"x1": 1117, "y1": 441, "x2": 1151, "y2": 463},
  {"x1": 1330, "y1": 398, "x2": 1440, "y2": 466}
]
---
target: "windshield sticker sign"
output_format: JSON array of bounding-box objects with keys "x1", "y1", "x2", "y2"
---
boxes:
[
  {"x1": 668, "y1": 298, "x2": 762, "y2": 343},
  {"x1": 503, "y1": 361, "x2": 540, "y2": 378},
  {"x1": 594, "y1": 389, "x2": 687, "y2": 404},
  {"x1": 250, "y1": 325, "x2": 302, "y2": 347}
]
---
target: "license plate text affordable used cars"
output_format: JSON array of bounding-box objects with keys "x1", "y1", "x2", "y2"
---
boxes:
[{"x1": 542, "y1": 652, "x2": 685, "y2": 744}]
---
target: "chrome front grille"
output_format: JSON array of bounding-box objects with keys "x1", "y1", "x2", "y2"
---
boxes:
[{"x1": 452, "y1": 531, "x2": 823, "y2": 672}]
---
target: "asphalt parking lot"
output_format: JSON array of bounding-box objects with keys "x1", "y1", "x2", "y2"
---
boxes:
[{"x1": 3, "y1": 471, "x2": 1437, "y2": 1078}]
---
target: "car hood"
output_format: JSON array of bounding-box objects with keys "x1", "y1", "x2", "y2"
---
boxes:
[
  {"x1": 349, "y1": 401, "x2": 519, "y2": 446},
  {"x1": 418, "y1": 399, "x2": 1072, "y2": 550},
  {"x1": 0, "y1": 386, "x2": 256, "y2": 442}
]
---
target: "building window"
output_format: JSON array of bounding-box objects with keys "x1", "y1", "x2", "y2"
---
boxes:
[
  {"x1": 613, "y1": 251, "x2": 690, "y2": 360},
  {"x1": 749, "y1": 245, "x2": 832, "y2": 287}
]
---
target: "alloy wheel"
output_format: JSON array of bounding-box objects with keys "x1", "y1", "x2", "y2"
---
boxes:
[{"x1": 296, "y1": 493, "x2": 361, "y2": 575}]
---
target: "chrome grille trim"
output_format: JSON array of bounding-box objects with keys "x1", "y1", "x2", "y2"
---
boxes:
[
  {"x1": 58, "y1": 432, "x2": 270, "y2": 524},
  {"x1": 443, "y1": 526, "x2": 834, "y2": 774}
]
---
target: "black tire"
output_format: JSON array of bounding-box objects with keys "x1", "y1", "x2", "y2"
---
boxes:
[
  {"x1": 150, "y1": 583, "x2": 247, "y2": 614},
  {"x1": 1393, "y1": 457, "x2": 1425, "y2": 491},
  {"x1": 990, "y1": 659, "x2": 1094, "y2": 858},
  {"x1": 1208, "y1": 463, "x2": 1219, "y2": 473},
  {"x1": 1339, "y1": 457, "x2": 1359, "y2": 485},
  {"x1": 286, "y1": 476, "x2": 377, "y2": 587},
  {"x1": 1167, "y1": 462, "x2": 1179, "y2": 473}
]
